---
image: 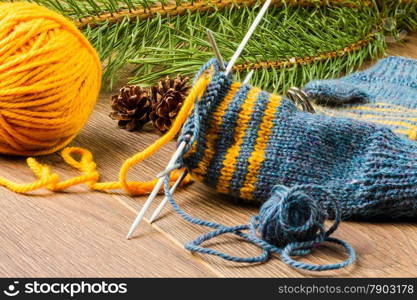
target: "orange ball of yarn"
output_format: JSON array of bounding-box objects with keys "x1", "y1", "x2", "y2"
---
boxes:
[{"x1": 0, "y1": 2, "x2": 101, "y2": 156}]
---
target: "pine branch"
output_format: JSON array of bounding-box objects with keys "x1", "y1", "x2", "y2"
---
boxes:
[
  {"x1": 74, "y1": 0, "x2": 375, "y2": 28},
  {"x1": 384, "y1": 0, "x2": 417, "y2": 32},
  {"x1": 81, "y1": 1, "x2": 385, "y2": 92},
  {"x1": 25, "y1": 0, "x2": 373, "y2": 23},
  {"x1": 2, "y1": 0, "x2": 415, "y2": 93},
  {"x1": 125, "y1": 4, "x2": 386, "y2": 92}
]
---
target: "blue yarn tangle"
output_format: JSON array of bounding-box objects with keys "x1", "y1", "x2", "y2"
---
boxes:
[{"x1": 163, "y1": 175, "x2": 356, "y2": 271}]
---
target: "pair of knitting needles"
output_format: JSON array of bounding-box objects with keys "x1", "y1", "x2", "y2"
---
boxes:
[
  {"x1": 126, "y1": 0, "x2": 272, "y2": 239},
  {"x1": 207, "y1": 29, "x2": 255, "y2": 84}
]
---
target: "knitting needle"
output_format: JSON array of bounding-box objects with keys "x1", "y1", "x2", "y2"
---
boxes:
[
  {"x1": 150, "y1": 62, "x2": 254, "y2": 225},
  {"x1": 149, "y1": 169, "x2": 188, "y2": 223},
  {"x1": 150, "y1": 65, "x2": 254, "y2": 225},
  {"x1": 156, "y1": 163, "x2": 182, "y2": 178},
  {"x1": 126, "y1": 141, "x2": 186, "y2": 239},
  {"x1": 128, "y1": 28, "x2": 225, "y2": 235},
  {"x1": 150, "y1": 73, "x2": 253, "y2": 224},
  {"x1": 148, "y1": 31, "x2": 226, "y2": 223},
  {"x1": 224, "y1": 0, "x2": 272, "y2": 75},
  {"x1": 287, "y1": 87, "x2": 315, "y2": 113},
  {"x1": 207, "y1": 29, "x2": 226, "y2": 71},
  {"x1": 128, "y1": 0, "x2": 271, "y2": 237},
  {"x1": 242, "y1": 70, "x2": 254, "y2": 85},
  {"x1": 149, "y1": 29, "x2": 225, "y2": 205}
]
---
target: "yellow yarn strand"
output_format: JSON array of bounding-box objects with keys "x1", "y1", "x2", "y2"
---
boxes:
[
  {"x1": 117, "y1": 75, "x2": 211, "y2": 194},
  {"x1": 0, "y1": 2, "x2": 212, "y2": 196},
  {"x1": 0, "y1": 74, "x2": 211, "y2": 195}
]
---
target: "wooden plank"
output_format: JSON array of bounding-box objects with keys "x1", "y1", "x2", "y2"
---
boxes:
[
  {"x1": 120, "y1": 186, "x2": 417, "y2": 277},
  {"x1": 76, "y1": 92, "x2": 417, "y2": 277},
  {"x1": 0, "y1": 33, "x2": 416, "y2": 278},
  {"x1": 0, "y1": 155, "x2": 217, "y2": 277},
  {"x1": 87, "y1": 33, "x2": 417, "y2": 277}
]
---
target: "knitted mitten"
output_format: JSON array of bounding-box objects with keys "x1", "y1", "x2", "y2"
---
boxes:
[
  {"x1": 179, "y1": 59, "x2": 417, "y2": 219},
  {"x1": 303, "y1": 56, "x2": 417, "y2": 140}
]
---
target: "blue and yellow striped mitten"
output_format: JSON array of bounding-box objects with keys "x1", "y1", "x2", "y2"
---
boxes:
[
  {"x1": 304, "y1": 56, "x2": 417, "y2": 140},
  {"x1": 178, "y1": 59, "x2": 417, "y2": 219},
  {"x1": 164, "y1": 59, "x2": 417, "y2": 270}
]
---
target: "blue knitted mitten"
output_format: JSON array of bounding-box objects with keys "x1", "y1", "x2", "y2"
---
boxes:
[
  {"x1": 304, "y1": 56, "x2": 417, "y2": 140},
  {"x1": 162, "y1": 59, "x2": 417, "y2": 271},
  {"x1": 179, "y1": 59, "x2": 417, "y2": 219}
]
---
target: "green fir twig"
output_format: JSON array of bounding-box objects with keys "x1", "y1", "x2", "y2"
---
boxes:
[{"x1": 2, "y1": 0, "x2": 416, "y2": 92}]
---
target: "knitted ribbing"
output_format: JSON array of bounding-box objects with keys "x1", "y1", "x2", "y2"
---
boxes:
[
  {"x1": 304, "y1": 56, "x2": 417, "y2": 140},
  {"x1": 180, "y1": 59, "x2": 417, "y2": 219}
]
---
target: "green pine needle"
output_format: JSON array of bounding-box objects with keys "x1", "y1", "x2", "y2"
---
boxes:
[{"x1": 1, "y1": 0, "x2": 416, "y2": 93}]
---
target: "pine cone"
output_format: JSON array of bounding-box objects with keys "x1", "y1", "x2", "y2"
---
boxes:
[
  {"x1": 150, "y1": 75, "x2": 190, "y2": 133},
  {"x1": 109, "y1": 85, "x2": 151, "y2": 131}
]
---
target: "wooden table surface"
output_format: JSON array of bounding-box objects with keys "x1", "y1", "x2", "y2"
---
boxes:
[{"x1": 0, "y1": 33, "x2": 416, "y2": 278}]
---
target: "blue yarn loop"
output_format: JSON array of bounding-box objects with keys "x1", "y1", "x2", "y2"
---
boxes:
[
  {"x1": 192, "y1": 58, "x2": 223, "y2": 83},
  {"x1": 178, "y1": 58, "x2": 232, "y2": 156},
  {"x1": 163, "y1": 176, "x2": 356, "y2": 271}
]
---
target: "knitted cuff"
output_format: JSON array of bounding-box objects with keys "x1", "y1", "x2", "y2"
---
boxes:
[
  {"x1": 304, "y1": 56, "x2": 417, "y2": 107},
  {"x1": 255, "y1": 101, "x2": 417, "y2": 219},
  {"x1": 303, "y1": 56, "x2": 417, "y2": 140},
  {"x1": 180, "y1": 62, "x2": 417, "y2": 219},
  {"x1": 339, "y1": 128, "x2": 417, "y2": 218}
]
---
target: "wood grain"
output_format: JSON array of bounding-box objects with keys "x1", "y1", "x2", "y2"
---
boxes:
[
  {"x1": 0, "y1": 152, "x2": 216, "y2": 277},
  {"x1": 0, "y1": 33, "x2": 416, "y2": 277}
]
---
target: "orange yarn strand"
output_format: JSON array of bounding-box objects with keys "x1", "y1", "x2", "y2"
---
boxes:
[
  {"x1": 0, "y1": 2, "x2": 212, "y2": 197},
  {"x1": 118, "y1": 75, "x2": 211, "y2": 194},
  {"x1": 0, "y1": 75, "x2": 212, "y2": 195}
]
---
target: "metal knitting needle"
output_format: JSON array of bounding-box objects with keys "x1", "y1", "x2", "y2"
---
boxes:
[
  {"x1": 242, "y1": 70, "x2": 254, "y2": 85},
  {"x1": 225, "y1": 0, "x2": 272, "y2": 76},
  {"x1": 147, "y1": 2, "x2": 268, "y2": 224},
  {"x1": 156, "y1": 163, "x2": 182, "y2": 178},
  {"x1": 207, "y1": 29, "x2": 226, "y2": 71},
  {"x1": 150, "y1": 62, "x2": 257, "y2": 224},
  {"x1": 150, "y1": 45, "x2": 254, "y2": 225},
  {"x1": 126, "y1": 141, "x2": 186, "y2": 239},
  {"x1": 149, "y1": 31, "x2": 227, "y2": 222},
  {"x1": 128, "y1": 1, "x2": 271, "y2": 237},
  {"x1": 128, "y1": 29, "x2": 226, "y2": 236},
  {"x1": 147, "y1": 31, "x2": 226, "y2": 223},
  {"x1": 149, "y1": 169, "x2": 188, "y2": 223}
]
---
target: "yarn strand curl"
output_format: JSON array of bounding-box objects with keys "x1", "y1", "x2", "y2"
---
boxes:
[
  {"x1": 163, "y1": 176, "x2": 356, "y2": 271},
  {"x1": 0, "y1": 1, "x2": 213, "y2": 195},
  {"x1": 0, "y1": 72, "x2": 211, "y2": 195}
]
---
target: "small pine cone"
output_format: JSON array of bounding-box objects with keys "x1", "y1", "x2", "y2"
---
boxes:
[
  {"x1": 150, "y1": 75, "x2": 190, "y2": 133},
  {"x1": 109, "y1": 85, "x2": 151, "y2": 131}
]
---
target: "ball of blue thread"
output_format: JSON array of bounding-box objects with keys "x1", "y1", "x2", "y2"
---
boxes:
[
  {"x1": 255, "y1": 185, "x2": 325, "y2": 249},
  {"x1": 165, "y1": 176, "x2": 356, "y2": 271}
]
